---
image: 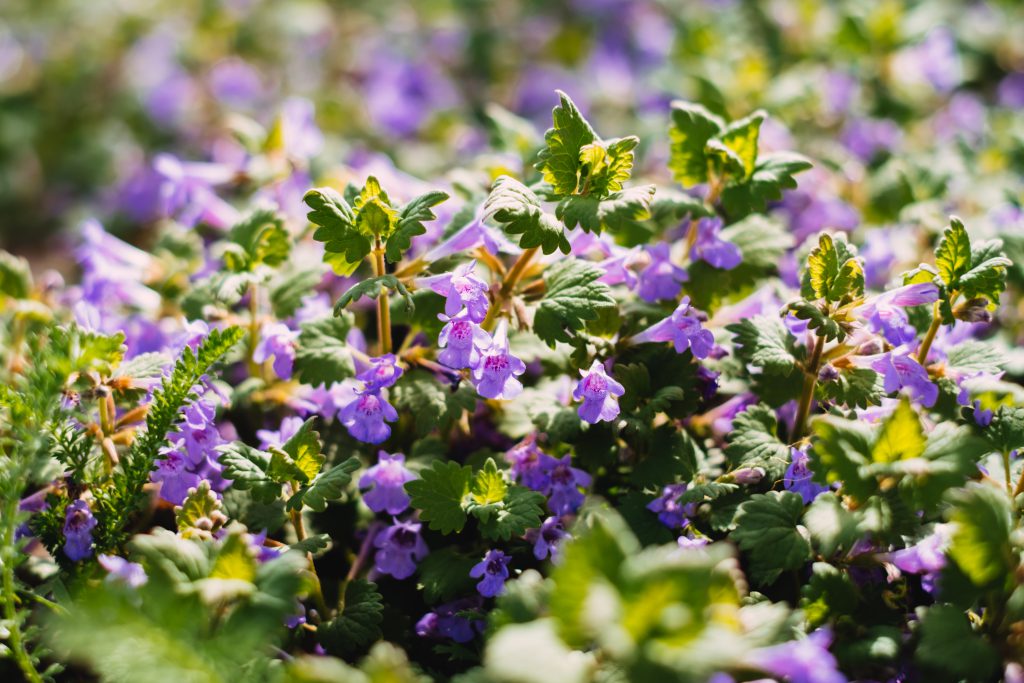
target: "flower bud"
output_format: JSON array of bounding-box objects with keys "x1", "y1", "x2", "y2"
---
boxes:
[
  {"x1": 732, "y1": 467, "x2": 766, "y2": 485},
  {"x1": 818, "y1": 363, "x2": 840, "y2": 382},
  {"x1": 954, "y1": 298, "x2": 992, "y2": 323}
]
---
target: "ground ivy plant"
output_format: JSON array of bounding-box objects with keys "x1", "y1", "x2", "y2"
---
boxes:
[{"x1": 1, "y1": 88, "x2": 1023, "y2": 683}]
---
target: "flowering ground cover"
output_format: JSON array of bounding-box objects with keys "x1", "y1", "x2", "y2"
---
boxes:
[{"x1": 3, "y1": 1, "x2": 1024, "y2": 682}]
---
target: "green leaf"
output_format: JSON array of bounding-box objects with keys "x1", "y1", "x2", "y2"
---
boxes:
[
  {"x1": 817, "y1": 367, "x2": 884, "y2": 409},
  {"x1": 221, "y1": 208, "x2": 290, "y2": 272},
  {"x1": 272, "y1": 417, "x2": 324, "y2": 484},
  {"x1": 417, "y1": 548, "x2": 478, "y2": 604},
  {"x1": 986, "y1": 407, "x2": 1024, "y2": 454},
  {"x1": 304, "y1": 187, "x2": 370, "y2": 277},
  {"x1": 788, "y1": 300, "x2": 849, "y2": 342},
  {"x1": 667, "y1": 101, "x2": 725, "y2": 187},
  {"x1": 720, "y1": 153, "x2": 813, "y2": 219},
  {"x1": 291, "y1": 457, "x2": 361, "y2": 512},
  {"x1": 809, "y1": 416, "x2": 876, "y2": 503},
  {"x1": 175, "y1": 481, "x2": 227, "y2": 540},
  {"x1": 270, "y1": 265, "x2": 327, "y2": 318},
  {"x1": 535, "y1": 90, "x2": 598, "y2": 196},
  {"x1": 724, "y1": 404, "x2": 791, "y2": 480},
  {"x1": 716, "y1": 110, "x2": 765, "y2": 180},
  {"x1": 945, "y1": 484, "x2": 1015, "y2": 588},
  {"x1": 533, "y1": 258, "x2": 616, "y2": 347},
  {"x1": 959, "y1": 254, "x2": 1010, "y2": 306},
  {"x1": 733, "y1": 491, "x2": 812, "y2": 585},
  {"x1": 293, "y1": 315, "x2": 355, "y2": 386},
  {"x1": 218, "y1": 442, "x2": 281, "y2": 503},
  {"x1": 353, "y1": 176, "x2": 399, "y2": 237},
  {"x1": 209, "y1": 528, "x2": 258, "y2": 583},
  {"x1": 319, "y1": 579, "x2": 384, "y2": 660},
  {"x1": 577, "y1": 135, "x2": 639, "y2": 196},
  {"x1": 470, "y1": 458, "x2": 508, "y2": 506},
  {"x1": 803, "y1": 493, "x2": 859, "y2": 557},
  {"x1": 727, "y1": 316, "x2": 799, "y2": 375},
  {"x1": 335, "y1": 274, "x2": 413, "y2": 315},
  {"x1": 935, "y1": 217, "x2": 972, "y2": 287},
  {"x1": 474, "y1": 486, "x2": 547, "y2": 542},
  {"x1": 405, "y1": 460, "x2": 472, "y2": 534},
  {"x1": 386, "y1": 190, "x2": 449, "y2": 263},
  {"x1": 916, "y1": 605, "x2": 1000, "y2": 682},
  {"x1": 0, "y1": 250, "x2": 32, "y2": 299},
  {"x1": 803, "y1": 233, "x2": 864, "y2": 303},
  {"x1": 944, "y1": 339, "x2": 1004, "y2": 376},
  {"x1": 556, "y1": 184, "x2": 656, "y2": 234},
  {"x1": 484, "y1": 175, "x2": 570, "y2": 254},
  {"x1": 390, "y1": 369, "x2": 477, "y2": 436},
  {"x1": 290, "y1": 533, "x2": 332, "y2": 557},
  {"x1": 872, "y1": 398, "x2": 925, "y2": 464}
]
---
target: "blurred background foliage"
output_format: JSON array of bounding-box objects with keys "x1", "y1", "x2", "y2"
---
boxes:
[{"x1": 2, "y1": 0, "x2": 1024, "y2": 255}]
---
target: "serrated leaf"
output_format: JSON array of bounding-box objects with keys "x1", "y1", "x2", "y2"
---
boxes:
[
  {"x1": 533, "y1": 258, "x2": 616, "y2": 347},
  {"x1": 916, "y1": 605, "x2": 1000, "y2": 681},
  {"x1": 474, "y1": 486, "x2": 547, "y2": 542},
  {"x1": 733, "y1": 491, "x2": 812, "y2": 585},
  {"x1": 209, "y1": 530, "x2": 257, "y2": 583},
  {"x1": 935, "y1": 217, "x2": 972, "y2": 287},
  {"x1": 946, "y1": 484, "x2": 1015, "y2": 588},
  {"x1": 817, "y1": 366, "x2": 884, "y2": 409},
  {"x1": 872, "y1": 399, "x2": 925, "y2": 464},
  {"x1": 217, "y1": 442, "x2": 281, "y2": 504},
  {"x1": 319, "y1": 579, "x2": 384, "y2": 659},
  {"x1": 986, "y1": 407, "x2": 1024, "y2": 454},
  {"x1": 720, "y1": 153, "x2": 813, "y2": 219},
  {"x1": 535, "y1": 90, "x2": 598, "y2": 196},
  {"x1": 390, "y1": 369, "x2": 477, "y2": 436},
  {"x1": 724, "y1": 404, "x2": 790, "y2": 480},
  {"x1": 417, "y1": 548, "x2": 478, "y2": 604},
  {"x1": 269, "y1": 417, "x2": 323, "y2": 484},
  {"x1": 578, "y1": 135, "x2": 639, "y2": 196},
  {"x1": 291, "y1": 457, "x2": 361, "y2": 512},
  {"x1": 386, "y1": 190, "x2": 449, "y2": 263},
  {"x1": 222, "y1": 208, "x2": 290, "y2": 272},
  {"x1": 809, "y1": 416, "x2": 876, "y2": 503},
  {"x1": 293, "y1": 315, "x2": 355, "y2": 386},
  {"x1": 668, "y1": 101, "x2": 725, "y2": 187},
  {"x1": 290, "y1": 533, "x2": 331, "y2": 557},
  {"x1": 803, "y1": 233, "x2": 864, "y2": 302},
  {"x1": 717, "y1": 110, "x2": 764, "y2": 180},
  {"x1": 484, "y1": 175, "x2": 570, "y2": 254},
  {"x1": 803, "y1": 493, "x2": 859, "y2": 557},
  {"x1": 945, "y1": 340, "x2": 1004, "y2": 376},
  {"x1": 470, "y1": 458, "x2": 508, "y2": 506},
  {"x1": 727, "y1": 316, "x2": 799, "y2": 375},
  {"x1": 788, "y1": 300, "x2": 848, "y2": 342},
  {"x1": 405, "y1": 460, "x2": 472, "y2": 534},
  {"x1": 335, "y1": 274, "x2": 413, "y2": 314},
  {"x1": 270, "y1": 265, "x2": 327, "y2": 318},
  {"x1": 556, "y1": 184, "x2": 655, "y2": 234},
  {"x1": 304, "y1": 187, "x2": 370, "y2": 276}
]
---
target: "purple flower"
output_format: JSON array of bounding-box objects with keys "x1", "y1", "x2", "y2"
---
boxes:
[
  {"x1": 419, "y1": 260, "x2": 490, "y2": 323},
  {"x1": 526, "y1": 516, "x2": 569, "y2": 560},
  {"x1": 98, "y1": 555, "x2": 148, "y2": 588},
  {"x1": 998, "y1": 72, "x2": 1024, "y2": 109},
  {"x1": 472, "y1": 320, "x2": 526, "y2": 400},
  {"x1": 257, "y1": 416, "x2": 305, "y2": 451},
  {"x1": 690, "y1": 217, "x2": 741, "y2": 270},
  {"x1": 151, "y1": 449, "x2": 202, "y2": 505},
  {"x1": 784, "y1": 447, "x2": 829, "y2": 504},
  {"x1": 416, "y1": 598, "x2": 485, "y2": 643},
  {"x1": 278, "y1": 97, "x2": 324, "y2": 162},
  {"x1": 546, "y1": 455, "x2": 592, "y2": 516},
  {"x1": 869, "y1": 349, "x2": 938, "y2": 408},
  {"x1": 747, "y1": 629, "x2": 847, "y2": 683},
  {"x1": 973, "y1": 400, "x2": 994, "y2": 427},
  {"x1": 597, "y1": 248, "x2": 643, "y2": 288},
  {"x1": 647, "y1": 483, "x2": 695, "y2": 529},
  {"x1": 253, "y1": 322, "x2": 298, "y2": 380},
  {"x1": 151, "y1": 154, "x2": 240, "y2": 229},
  {"x1": 339, "y1": 389, "x2": 399, "y2": 444},
  {"x1": 424, "y1": 217, "x2": 519, "y2": 262},
  {"x1": 889, "y1": 526, "x2": 949, "y2": 576},
  {"x1": 359, "y1": 451, "x2": 416, "y2": 515},
  {"x1": 572, "y1": 360, "x2": 625, "y2": 424},
  {"x1": 373, "y1": 519, "x2": 429, "y2": 580},
  {"x1": 63, "y1": 500, "x2": 97, "y2": 562},
  {"x1": 632, "y1": 296, "x2": 715, "y2": 359},
  {"x1": 638, "y1": 243, "x2": 688, "y2": 302},
  {"x1": 505, "y1": 435, "x2": 554, "y2": 492},
  {"x1": 357, "y1": 354, "x2": 404, "y2": 391},
  {"x1": 856, "y1": 283, "x2": 939, "y2": 347},
  {"x1": 841, "y1": 118, "x2": 902, "y2": 162},
  {"x1": 470, "y1": 549, "x2": 511, "y2": 597},
  {"x1": 437, "y1": 311, "x2": 491, "y2": 370},
  {"x1": 677, "y1": 535, "x2": 710, "y2": 550},
  {"x1": 916, "y1": 28, "x2": 961, "y2": 93}
]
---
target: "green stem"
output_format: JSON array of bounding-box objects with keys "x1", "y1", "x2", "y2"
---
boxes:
[
  {"x1": 373, "y1": 238, "x2": 392, "y2": 354},
  {"x1": 246, "y1": 282, "x2": 262, "y2": 378},
  {"x1": 914, "y1": 302, "x2": 943, "y2": 365},
  {"x1": 792, "y1": 333, "x2": 826, "y2": 443},
  {"x1": 289, "y1": 503, "x2": 329, "y2": 617},
  {"x1": 1003, "y1": 450, "x2": 1013, "y2": 497},
  {"x1": 2, "y1": 497, "x2": 44, "y2": 683},
  {"x1": 481, "y1": 246, "x2": 539, "y2": 332}
]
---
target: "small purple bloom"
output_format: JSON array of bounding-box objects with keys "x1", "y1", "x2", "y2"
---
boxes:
[
  {"x1": 637, "y1": 243, "x2": 688, "y2": 302},
  {"x1": 647, "y1": 483, "x2": 695, "y2": 529},
  {"x1": 63, "y1": 500, "x2": 97, "y2": 562},
  {"x1": 690, "y1": 217, "x2": 741, "y2": 270},
  {"x1": 856, "y1": 283, "x2": 939, "y2": 347},
  {"x1": 437, "y1": 311, "x2": 491, "y2": 371},
  {"x1": 546, "y1": 455, "x2": 592, "y2": 516},
  {"x1": 257, "y1": 415, "x2": 305, "y2": 451},
  {"x1": 632, "y1": 296, "x2": 715, "y2": 359},
  {"x1": 98, "y1": 555, "x2": 148, "y2": 587},
  {"x1": 973, "y1": 400, "x2": 994, "y2": 427},
  {"x1": 747, "y1": 629, "x2": 847, "y2": 683},
  {"x1": 784, "y1": 447, "x2": 829, "y2": 504},
  {"x1": 151, "y1": 449, "x2": 202, "y2": 505},
  {"x1": 357, "y1": 354, "x2": 404, "y2": 391},
  {"x1": 253, "y1": 322, "x2": 298, "y2": 380},
  {"x1": 424, "y1": 217, "x2": 519, "y2": 262},
  {"x1": 359, "y1": 451, "x2": 416, "y2": 515},
  {"x1": 998, "y1": 72, "x2": 1024, "y2": 109},
  {"x1": 505, "y1": 435, "x2": 554, "y2": 492},
  {"x1": 887, "y1": 525, "x2": 950, "y2": 595},
  {"x1": 373, "y1": 518, "x2": 429, "y2": 580},
  {"x1": 526, "y1": 516, "x2": 570, "y2": 561},
  {"x1": 470, "y1": 549, "x2": 511, "y2": 597},
  {"x1": 572, "y1": 360, "x2": 625, "y2": 424},
  {"x1": 870, "y1": 349, "x2": 938, "y2": 408},
  {"x1": 416, "y1": 598, "x2": 485, "y2": 643},
  {"x1": 419, "y1": 260, "x2": 490, "y2": 322},
  {"x1": 472, "y1": 320, "x2": 526, "y2": 400},
  {"x1": 677, "y1": 535, "x2": 710, "y2": 550},
  {"x1": 339, "y1": 389, "x2": 399, "y2": 444},
  {"x1": 841, "y1": 118, "x2": 902, "y2": 162}
]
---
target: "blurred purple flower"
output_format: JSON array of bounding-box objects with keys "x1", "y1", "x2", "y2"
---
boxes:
[
  {"x1": 526, "y1": 516, "x2": 569, "y2": 560},
  {"x1": 416, "y1": 597, "x2": 485, "y2": 643},
  {"x1": 547, "y1": 455, "x2": 591, "y2": 516},
  {"x1": 98, "y1": 554, "x2": 148, "y2": 588},
  {"x1": 257, "y1": 416, "x2": 305, "y2": 451},
  {"x1": 356, "y1": 354, "x2": 404, "y2": 392},
  {"x1": 253, "y1": 322, "x2": 299, "y2": 380},
  {"x1": 998, "y1": 72, "x2": 1024, "y2": 109},
  {"x1": 637, "y1": 243, "x2": 688, "y2": 302},
  {"x1": 359, "y1": 451, "x2": 415, "y2": 515},
  {"x1": 784, "y1": 447, "x2": 829, "y2": 504},
  {"x1": 647, "y1": 484, "x2": 695, "y2": 530},
  {"x1": 746, "y1": 629, "x2": 847, "y2": 683},
  {"x1": 63, "y1": 500, "x2": 97, "y2": 562},
  {"x1": 690, "y1": 217, "x2": 741, "y2": 270}
]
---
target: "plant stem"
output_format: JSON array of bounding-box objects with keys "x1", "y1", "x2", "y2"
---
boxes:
[
  {"x1": 915, "y1": 301, "x2": 943, "y2": 365},
  {"x1": 792, "y1": 333, "x2": 826, "y2": 442},
  {"x1": 1012, "y1": 463, "x2": 1024, "y2": 501},
  {"x1": 246, "y1": 282, "x2": 262, "y2": 378},
  {"x1": 289, "y1": 503, "x2": 329, "y2": 617},
  {"x1": 372, "y1": 238, "x2": 392, "y2": 354},
  {"x1": 1003, "y1": 450, "x2": 1013, "y2": 497},
  {"x1": 481, "y1": 246, "x2": 539, "y2": 332},
  {"x1": 2, "y1": 497, "x2": 44, "y2": 683}
]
